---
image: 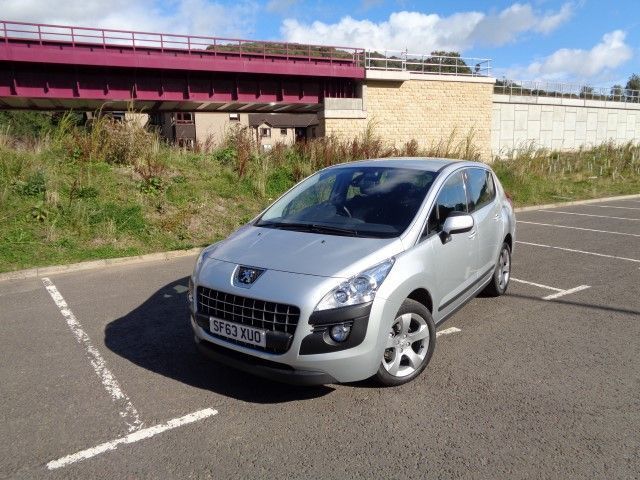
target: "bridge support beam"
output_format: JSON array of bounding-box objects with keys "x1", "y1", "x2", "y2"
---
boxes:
[{"x1": 0, "y1": 62, "x2": 357, "y2": 112}]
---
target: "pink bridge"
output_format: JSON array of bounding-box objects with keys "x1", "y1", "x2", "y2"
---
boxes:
[{"x1": 0, "y1": 20, "x2": 365, "y2": 112}]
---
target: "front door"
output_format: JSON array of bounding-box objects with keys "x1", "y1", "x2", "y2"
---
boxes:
[{"x1": 424, "y1": 170, "x2": 478, "y2": 315}]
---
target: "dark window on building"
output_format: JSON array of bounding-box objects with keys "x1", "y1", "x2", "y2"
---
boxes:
[
  {"x1": 425, "y1": 171, "x2": 468, "y2": 236},
  {"x1": 175, "y1": 112, "x2": 194, "y2": 124},
  {"x1": 311, "y1": 127, "x2": 316, "y2": 138},
  {"x1": 149, "y1": 113, "x2": 162, "y2": 126},
  {"x1": 260, "y1": 128, "x2": 271, "y2": 138},
  {"x1": 280, "y1": 128, "x2": 287, "y2": 136},
  {"x1": 229, "y1": 113, "x2": 240, "y2": 121},
  {"x1": 465, "y1": 168, "x2": 496, "y2": 212}
]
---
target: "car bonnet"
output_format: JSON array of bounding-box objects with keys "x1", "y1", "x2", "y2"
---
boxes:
[{"x1": 209, "y1": 225, "x2": 404, "y2": 278}]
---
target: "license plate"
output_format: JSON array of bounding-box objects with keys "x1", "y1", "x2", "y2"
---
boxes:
[{"x1": 209, "y1": 318, "x2": 267, "y2": 348}]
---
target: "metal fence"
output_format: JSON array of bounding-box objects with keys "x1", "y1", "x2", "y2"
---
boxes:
[
  {"x1": 495, "y1": 80, "x2": 640, "y2": 104},
  {"x1": 0, "y1": 20, "x2": 364, "y2": 65},
  {"x1": 364, "y1": 50, "x2": 492, "y2": 77}
]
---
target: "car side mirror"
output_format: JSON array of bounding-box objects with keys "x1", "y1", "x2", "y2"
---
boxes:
[{"x1": 440, "y1": 213, "x2": 474, "y2": 244}]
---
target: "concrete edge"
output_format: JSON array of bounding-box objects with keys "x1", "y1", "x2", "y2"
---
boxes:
[
  {"x1": 0, "y1": 247, "x2": 202, "y2": 282},
  {"x1": 513, "y1": 193, "x2": 640, "y2": 213},
  {"x1": 2, "y1": 193, "x2": 639, "y2": 282}
]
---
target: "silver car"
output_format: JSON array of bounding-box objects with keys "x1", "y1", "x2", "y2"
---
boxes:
[{"x1": 188, "y1": 158, "x2": 515, "y2": 386}]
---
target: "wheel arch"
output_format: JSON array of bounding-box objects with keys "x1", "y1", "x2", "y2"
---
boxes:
[
  {"x1": 407, "y1": 288, "x2": 433, "y2": 314},
  {"x1": 504, "y1": 233, "x2": 513, "y2": 250}
]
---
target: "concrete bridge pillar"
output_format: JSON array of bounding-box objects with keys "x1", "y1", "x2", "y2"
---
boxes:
[{"x1": 321, "y1": 71, "x2": 496, "y2": 161}]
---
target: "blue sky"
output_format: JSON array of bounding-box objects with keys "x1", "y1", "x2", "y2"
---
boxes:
[{"x1": 3, "y1": 0, "x2": 639, "y2": 86}]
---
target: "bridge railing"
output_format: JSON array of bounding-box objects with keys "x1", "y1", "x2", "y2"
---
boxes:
[
  {"x1": 364, "y1": 50, "x2": 492, "y2": 77},
  {"x1": 495, "y1": 80, "x2": 640, "y2": 104},
  {"x1": 0, "y1": 20, "x2": 365, "y2": 66}
]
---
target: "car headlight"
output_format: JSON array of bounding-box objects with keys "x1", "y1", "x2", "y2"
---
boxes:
[{"x1": 315, "y1": 258, "x2": 395, "y2": 311}]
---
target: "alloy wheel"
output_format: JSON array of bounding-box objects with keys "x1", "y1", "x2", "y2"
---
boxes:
[
  {"x1": 382, "y1": 313, "x2": 429, "y2": 378},
  {"x1": 498, "y1": 247, "x2": 510, "y2": 290}
]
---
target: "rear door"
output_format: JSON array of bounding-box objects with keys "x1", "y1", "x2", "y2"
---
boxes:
[
  {"x1": 465, "y1": 168, "x2": 501, "y2": 279},
  {"x1": 423, "y1": 170, "x2": 479, "y2": 315}
]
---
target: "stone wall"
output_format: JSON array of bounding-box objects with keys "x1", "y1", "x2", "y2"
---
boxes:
[
  {"x1": 492, "y1": 94, "x2": 640, "y2": 156},
  {"x1": 322, "y1": 73, "x2": 495, "y2": 161}
]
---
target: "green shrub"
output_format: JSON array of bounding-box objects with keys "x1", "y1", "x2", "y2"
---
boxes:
[
  {"x1": 13, "y1": 171, "x2": 46, "y2": 197},
  {"x1": 212, "y1": 146, "x2": 236, "y2": 165},
  {"x1": 266, "y1": 167, "x2": 295, "y2": 197},
  {"x1": 138, "y1": 177, "x2": 165, "y2": 194}
]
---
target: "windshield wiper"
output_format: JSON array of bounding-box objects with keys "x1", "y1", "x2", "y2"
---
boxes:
[
  {"x1": 256, "y1": 221, "x2": 359, "y2": 236},
  {"x1": 256, "y1": 221, "x2": 310, "y2": 231},
  {"x1": 309, "y1": 224, "x2": 359, "y2": 236}
]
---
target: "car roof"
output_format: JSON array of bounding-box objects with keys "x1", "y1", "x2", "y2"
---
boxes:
[{"x1": 328, "y1": 157, "x2": 482, "y2": 172}]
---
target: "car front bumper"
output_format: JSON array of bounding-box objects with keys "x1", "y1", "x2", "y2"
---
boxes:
[
  {"x1": 195, "y1": 335, "x2": 337, "y2": 385},
  {"x1": 190, "y1": 293, "x2": 400, "y2": 384}
]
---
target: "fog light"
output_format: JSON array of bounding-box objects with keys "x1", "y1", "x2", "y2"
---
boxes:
[{"x1": 329, "y1": 324, "x2": 351, "y2": 343}]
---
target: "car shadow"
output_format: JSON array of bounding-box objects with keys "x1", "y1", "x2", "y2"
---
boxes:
[{"x1": 104, "y1": 277, "x2": 334, "y2": 403}]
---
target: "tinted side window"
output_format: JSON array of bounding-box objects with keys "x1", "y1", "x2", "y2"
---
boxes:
[
  {"x1": 425, "y1": 171, "x2": 467, "y2": 235},
  {"x1": 466, "y1": 168, "x2": 496, "y2": 212}
]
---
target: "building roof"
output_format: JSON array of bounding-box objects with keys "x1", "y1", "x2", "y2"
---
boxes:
[{"x1": 248, "y1": 113, "x2": 319, "y2": 128}]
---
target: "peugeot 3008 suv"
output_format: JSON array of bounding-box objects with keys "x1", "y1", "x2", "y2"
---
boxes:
[{"x1": 189, "y1": 158, "x2": 515, "y2": 386}]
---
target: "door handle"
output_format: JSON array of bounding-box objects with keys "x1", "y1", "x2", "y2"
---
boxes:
[
  {"x1": 493, "y1": 213, "x2": 500, "y2": 221},
  {"x1": 468, "y1": 229, "x2": 477, "y2": 239}
]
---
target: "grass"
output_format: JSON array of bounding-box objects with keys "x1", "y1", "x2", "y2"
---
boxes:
[
  {"x1": 0, "y1": 112, "x2": 638, "y2": 273},
  {"x1": 492, "y1": 142, "x2": 640, "y2": 206}
]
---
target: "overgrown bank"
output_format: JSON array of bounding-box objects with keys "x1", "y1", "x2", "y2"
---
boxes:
[
  {"x1": 492, "y1": 142, "x2": 640, "y2": 206},
  {"x1": 0, "y1": 113, "x2": 638, "y2": 273}
]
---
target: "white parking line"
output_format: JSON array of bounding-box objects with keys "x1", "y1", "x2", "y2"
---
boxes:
[
  {"x1": 542, "y1": 285, "x2": 591, "y2": 300},
  {"x1": 47, "y1": 408, "x2": 218, "y2": 470},
  {"x1": 585, "y1": 205, "x2": 640, "y2": 211},
  {"x1": 511, "y1": 276, "x2": 591, "y2": 300},
  {"x1": 517, "y1": 221, "x2": 640, "y2": 238},
  {"x1": 42, "y1": 277, "x2": 143, "y2": 432},
  {"x1": 436, "y1": 327, "x2": 461, "y2": 337},
  {"x1": 516, "y1": 241, "x2": 640, "y2": 263},
  {"x1": 511, "y1": 277, "x2": 563, "y2": 292},
  {"x1": 538, "y1": 210, "x2": 640, "y2": 221}
]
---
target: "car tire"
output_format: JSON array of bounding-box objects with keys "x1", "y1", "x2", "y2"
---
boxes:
[
  {"x1": 483, "y1": 242, "x2": 511, "y2": 297},
  {"x1": 373, "y1": 299, "x2": 436, "y2": 387}
]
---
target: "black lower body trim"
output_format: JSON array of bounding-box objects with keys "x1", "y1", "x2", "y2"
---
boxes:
[
  {"x1": 300, "y1": 314, "x2": 369, "y2": 355},
  {"x1": 438, "y1": 266, "x2": 494, "y2": 312},
  {"x1": 196, "y1": 338, "x2": 336, "y2": 386}
]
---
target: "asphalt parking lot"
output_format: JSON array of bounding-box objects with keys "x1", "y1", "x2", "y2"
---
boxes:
[{"x1": 1, "y1": 198, "x2": 639, "y2": 479}]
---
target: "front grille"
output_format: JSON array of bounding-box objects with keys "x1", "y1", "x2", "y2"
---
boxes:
[{"x1": 197, "y1": 286, "x2": 300, "y2": 352}]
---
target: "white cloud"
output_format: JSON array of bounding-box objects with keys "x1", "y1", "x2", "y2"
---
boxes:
[
  {"x1": 505, "y1": 30, "x2": 633, "y2": 82},
  {"x1": 281, "y1": 2, "x2": 574, "y2": 52},
  {"x1": 467, "y1": 3, "x2": 574, "y2": 47},
  {"x1": 1, "y1": 0, "x2": 258, "y2": 38},
  {"x1": 535, "y1": 3, "x2": 573, "y2": 33}
]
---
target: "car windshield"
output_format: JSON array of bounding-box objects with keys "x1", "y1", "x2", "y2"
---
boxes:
[{"x1": 255, "y1": 165, "x2": 438, "y2": 238}]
